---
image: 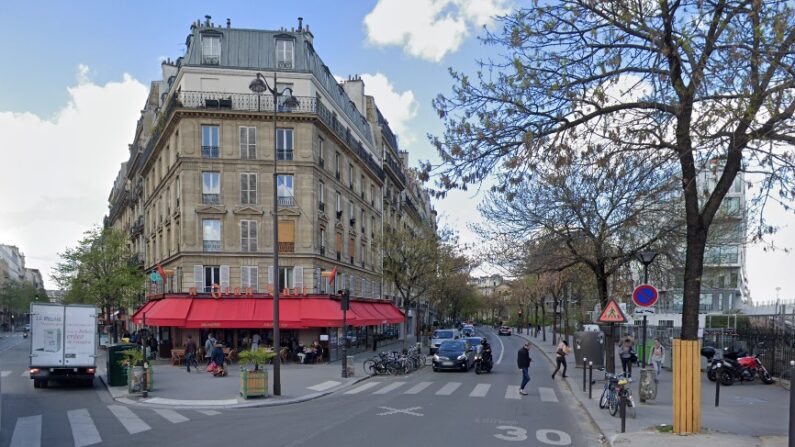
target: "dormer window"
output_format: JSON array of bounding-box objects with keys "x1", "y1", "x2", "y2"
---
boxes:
[
  {"x1": 276, "y1": 39, "x2": 294, "y2": 69},
  {"x1": 202, "y1": 35, "x2": 220, "y2": 65}
]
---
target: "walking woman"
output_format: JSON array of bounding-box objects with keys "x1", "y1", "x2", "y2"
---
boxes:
[
  {"x1": 619, "y1": 337, "x2": 636, "y2": 378},
  {"x1": 551, "y1": 340, "x2": 570, "y2": 379},
  {"x1": 650, "y1": 339, "x2": 665, "y2": 383}
]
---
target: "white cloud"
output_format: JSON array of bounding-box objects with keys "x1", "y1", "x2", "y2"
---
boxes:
[
  {"x1": 0, "y1": 68, "x2": 148, "y2": 288},
  {"x1": 364, "y1": 0, "x2": 509, "y2": 62},
  {"x1": 361, "y1": 73, "x2": 419, "y2": 147}
]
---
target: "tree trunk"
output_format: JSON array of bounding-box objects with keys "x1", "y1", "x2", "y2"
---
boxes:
[
  {"x1": 596, "y1": 272, "x2": 614, "y2": 373},
  {"x1": 541, "y1": 303, "x2": 546, "y2": 342},
  {"x1": 552, "y1": 298, "x2": 558, "y2": 346},
  {"x1": 681, "y1": 217, "x2": 709, "y2": 340}
]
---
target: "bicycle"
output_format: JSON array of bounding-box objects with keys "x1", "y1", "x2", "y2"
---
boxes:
[{"x1": 598, "y1": 372, "x2": 636, "y2": 418}]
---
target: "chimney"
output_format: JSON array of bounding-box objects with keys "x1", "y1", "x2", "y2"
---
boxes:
[
  {"x1": 226, "y1": 18, "x2": 231, "y2": 28},
  {"x1": 298, "y1": 17, "x2": 303, "y2": 31},
  {"x1": 204, "y1": 15, "x2": 211, "y2": 27}
]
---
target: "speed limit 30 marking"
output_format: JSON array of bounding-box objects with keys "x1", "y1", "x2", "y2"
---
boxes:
[{"x1": 493, "y1": 426, "x2": 571, "y2": 445}]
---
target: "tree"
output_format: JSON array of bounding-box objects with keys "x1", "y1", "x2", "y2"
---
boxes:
[
  {"x1": 0, "y1": 279, "x2": 46, "y2": 329},
  {"x1": 428, "y1": 2, "x2": 795, "y2": 431},
  {"x1": 52, "y1": 226, "x2": 144, "y2": 342},
  {"x1": 429, "y1": 243, "x2": 478, "y2": 323}
]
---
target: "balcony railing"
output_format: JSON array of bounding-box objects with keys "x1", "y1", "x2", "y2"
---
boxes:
[
  {"x1": 202, "y1": 145, "x2": 220, "y2": 158},
  {"x1": 278, "y1": 242, "x2": 295, "y2": 253},
  {"x1": 202, "y1": 194, "x2": 220, "y2": 205},
  {"x1": 277, "y1": 149, "x2": 293, "y2": 161},
  {"x1": 318, "y1": 202, "x2": 325, "y2": 212},
  {"x1": 336, "y1": 252, "x2": 341, "y2": 261},
  {"x1": 320, "y1": 246, "x2": 326, "y2": 256},
  {"x1": 203, "y1": 240, "x2": 221, "y2": 252},
  {"x1": 278, "y1": 196, "x2": 295, "y2": 207}
]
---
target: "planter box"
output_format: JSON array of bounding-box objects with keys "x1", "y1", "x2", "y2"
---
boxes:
[
  {"x1": 127, "y1": 365, "x2": 154, "y2": 394},
  {"x1": 240, "y1": 369, "x2": 268, "y2": 399}
]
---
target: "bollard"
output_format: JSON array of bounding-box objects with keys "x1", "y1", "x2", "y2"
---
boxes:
[
  {"x1": 588, "y1": 361, "x2": 593, "y2": 399},
  {"x1": 620, "y1": 393, "x2": 627, "y2": 433},
  {"x1": 583, "y1": 358, "x2": 587, "y2": 393},
  {"x1": 789, "y1": 360, "x2": 794, "y2": 447},
  {"x1": 715, "y1": 361, "x2": 722, "y2": 407}
]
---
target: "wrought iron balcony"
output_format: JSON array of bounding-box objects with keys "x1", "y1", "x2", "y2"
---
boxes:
[
  {"x1": 278, "y1": 242, "x2": 295, "y2": 253},
  {"x1": 320, "y1": 246, "x2": 326, "y2": 256},
  {"x1": 318, "y1": 202, "x2": 325, "y2": 212},
  {"x1": 278, "y1": 196, "x2": 295, "y2": 207},
  {"x1": 277, "y1": 149, "x2": 293, "y2": 161},
  {"x1": 203, "y1": 240, "x2": 221, "y2": 252},
  {"x1": 202, "y1": 194, "x2": 220, "y2": 205},
  {"x1": 202, "y1": 145, "x2": 220, "y2": 158}
]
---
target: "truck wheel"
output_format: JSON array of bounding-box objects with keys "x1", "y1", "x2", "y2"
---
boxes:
[
  {"x1": 40, "y1": 380, "x2": 49, "y2": 388},
  {"x1": 33, "y1": 379, "x2": 40, "y2": 388}
]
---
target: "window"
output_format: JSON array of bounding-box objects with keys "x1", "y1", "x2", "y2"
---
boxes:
[
  {"x1": 723, "y1": 197, "x2": 740, "y2": 213},
  {"x1": 349, "y1": 238, "x2": 355, "y2": 263},
  {"x1": 241, "y1": 220, "x2": 257, "y2": 252},
  {"x1": 318, "y1": 138, "x2": 325, "y2": 167},
  {"x1": 241, "y1": 266, "x2": 258, "y2": 291},
  {"x1": 278, "y1": 267, "x2": 294, "y2": 290},
  {"x1": 202, "y1": 35, "x2": 220, "y2": 65},
  {"x1": 361, "y1": 209, "x2": 366, "y2": 232},
  {"x1": 277, "y1": 175, "x2": 294, "y2": 207},
  {"x1": 204, "y1": 266, "x2": 220, "y2": 292},
  {"x1": 348, "y1": 164, "x2": 354, "y2": 188},
  {"x1": 318, "y1": 181, "x2": 325, "y2": 211},
  {"x1": 202, "y1": 125, "x2": 219, "y2": 158},
  {"x1": 349, "y1": 201, "x2": 355, "y2": 223},
  {"x1": 733, "y1": 176, "x2": 743, "y2": 193},
  {"x1": 276, "y1": 128, "x2": 293, "y2": 160},
  {"x1": 240, "y1": 173, "x2": 257, "y2": 204},
  {"x1": 371, "y1": 216, "x2": 375, "y2": 238},
  {"x1": 370, "y1": 184, "x2": 375, "y2": 206},
  {"x1": 276, "y1": 39, "x2": 294, "y2": 68},
  {"x1": 335, "y1": 152, "x2": 341, "y2": 179},
  {"x1": 320, "y1": 228, "x2": 326, "y2": 255},
  {"x1": 278, "y1": 220, "x2": 295, "y2": 253},
  {"x1": 335, "y1": 232, "x2": 343, "y2": 260},
  {"x1": 336, "y1": 192, "x2": 342, "y2": 217},
  {"x1": 203, "y1": 219, "x2": 221, "y2": 252},
  {"x1": 360, "y1": 175, "x2": 365, "y2": 197},
  {"x1": 240, "y1": 126, "x2": 256, "y2": 159},
  {"x1": 202, "y1": 172, "x2": 220, "y2": 204}
]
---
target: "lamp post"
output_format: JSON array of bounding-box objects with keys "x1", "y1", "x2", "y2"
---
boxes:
[
  {"x1": 249, "y1": 72, "x2": 299, "y2": 396},
  {"x1": 636, "y1": 250, "x2": 658, "y2": 366}
]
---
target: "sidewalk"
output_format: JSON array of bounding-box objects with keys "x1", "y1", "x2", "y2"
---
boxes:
[
  {"x1": 97, "y1": 340, "x2": 409, "y2": 409},
  {"x1": 516, "y1": 331, "x2": 789, "y2": 447}
]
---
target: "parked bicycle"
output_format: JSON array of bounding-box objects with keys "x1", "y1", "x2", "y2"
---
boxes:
[
  {"x1": 363, "y1": 345, "x2": 427, "y2": 376},
  {"x1": 598, "y1": 372, "x2": 636, "y2": 418}
]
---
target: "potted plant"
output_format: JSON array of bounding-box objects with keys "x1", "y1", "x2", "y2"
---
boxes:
[
  {"x1": 118, "y1": 348, "x2": 152, "y2": 393},
  {"x1": 238, "y1": 349, "x2": 275, "y2": 399}
]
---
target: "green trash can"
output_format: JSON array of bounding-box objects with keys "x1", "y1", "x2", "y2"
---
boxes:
[{"x1": 107, "y1": 344, "x2": 137, "y2": 386}]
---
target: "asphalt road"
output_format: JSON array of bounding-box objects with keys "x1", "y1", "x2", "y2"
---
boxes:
[{"x1": 1, "y1": 328, "x2": 602, "y2": 447}]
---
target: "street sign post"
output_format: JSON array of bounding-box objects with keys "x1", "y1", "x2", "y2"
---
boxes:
[
  {"x1": 598, "y1": 299, "x2": 627, "y2": 324},
  {"x1": 632, "y1": 284, "x2": 658, "y2": 371}
]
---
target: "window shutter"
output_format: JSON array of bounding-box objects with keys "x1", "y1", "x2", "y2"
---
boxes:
[
  {"x1": 268, "y1": 266, "x2": 274, "y2": 289},
  {"x1": 241, "y1": 266, "x2": 249, "y2": 288},
  {"x1": 249, "y1": 221, "x2": 257, "y2": 251},
  {"x1": 240, "y1": 174, "x2": 247, "y2": 203},
  {"x1": 294, "y1": 266, "x2": 304, "y2": 290},
  {"x1": 194, "y1": 265, "x2": 203, "y2": 291},
  {"x1": 314, "y1": 267, "x2": 321, "y2": 293},
  {"x1": 220, "y1": 265, "x2": 230, "y2": 289}
]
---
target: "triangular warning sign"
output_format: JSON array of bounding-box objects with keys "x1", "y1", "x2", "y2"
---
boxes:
[{"x1": 598, "y1": 299, "x2": 627, "y2": 323}]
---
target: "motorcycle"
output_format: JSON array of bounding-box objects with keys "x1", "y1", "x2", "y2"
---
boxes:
[
  {"x1": 23, "y1": 331, "x2": 28, "y2": 339},
  {"x1": 474, "y1": 347, "x2": 493, "y2": 374},
  {"x1": 703, "y1": 346, "x2": 775, "y2": 386}
]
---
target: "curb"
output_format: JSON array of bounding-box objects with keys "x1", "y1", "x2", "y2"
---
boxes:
[
  {"x1": 515, "y1": 333, "x2": 610, "y2": 446},
  {"x1": 99, "y1": 369, "x2": 373, "y2": 411}
]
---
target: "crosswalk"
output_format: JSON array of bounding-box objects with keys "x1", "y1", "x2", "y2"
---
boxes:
[
  {"x1": 344, "y1": 380, "x2": 560, "y2": 402},
  {"x1": 8, "y1": 405, "x2": 221, "y2": 447}
]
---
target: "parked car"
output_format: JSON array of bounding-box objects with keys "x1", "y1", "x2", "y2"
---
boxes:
[
  {"x1": 430, "y1": 329, "x2": 459, "y2": 354},
  {"x1": 433, "y1": 340, "x2": 475, "y2": 372},
  {"x1": 498, "y1": 326, "x2": 512, "y2": 336}
]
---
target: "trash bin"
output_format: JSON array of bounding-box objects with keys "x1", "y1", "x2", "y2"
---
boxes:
[
  {"x1": 639, "y1": 367, "x2": 657, "y2": 401},
  {"x1": 574, "y1": 331, "x2": 605, "y2": 369},
  {"x1": 107, "y1": 344, "x2": 137, "y2": 386},
  {"x1": 346, "y1": 356, "x2": 355, "y2": 377}
]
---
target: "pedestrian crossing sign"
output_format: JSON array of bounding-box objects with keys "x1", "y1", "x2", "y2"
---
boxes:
[{"x1": 598, "y1": 299, "x2": 627, "y2": 323}]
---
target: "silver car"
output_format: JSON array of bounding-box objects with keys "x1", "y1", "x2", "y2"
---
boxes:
[{"x1": 430, "y1": 329, "x2": 458, "y2": 355}]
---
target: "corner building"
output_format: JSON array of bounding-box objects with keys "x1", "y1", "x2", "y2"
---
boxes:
[{"x1": 106, "y1": 18, "x2": 410, "y2": 356}]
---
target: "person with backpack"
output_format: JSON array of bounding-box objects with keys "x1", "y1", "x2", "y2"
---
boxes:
[
  {"x1": 204, "y1": 333, "x2": 216, "y2": 365},
  {"x1": 517, "y1": 342, "x2": 532, "y2": 395}
]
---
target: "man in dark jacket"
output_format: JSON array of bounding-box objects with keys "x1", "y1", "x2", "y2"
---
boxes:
[
  {"x1": 517, "y1": 342, "x2": 531, "y2": 395},
  {"x1": 185, "y1": 335, "x2": 198, "y2": 373}
]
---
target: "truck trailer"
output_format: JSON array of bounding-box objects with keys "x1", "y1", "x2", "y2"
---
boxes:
[{"x1": 29, "y1": 303, "x2": 97, "y2": 388}]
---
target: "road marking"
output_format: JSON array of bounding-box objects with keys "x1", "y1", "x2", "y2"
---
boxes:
[
  {"x1": 153, "y1": 409, "x2": 189, "y2": 424},
  {"x1": 539, "y1": 387, "x2": 559, "y2": 402},
  {"x1": 108, "y1": 405, "x2": 151, "y2": 434},
  {"x1": 196, "y1": 410, "x2": 221, "y2": 416},
  {"x1": 404, "y1": 381, "x2": 433, "y2": 394},
  {"x1": 470, "y1": 383, "x2": 491, "y2": 397},
  {"x1": 20, "y1": 370, "x2": 29, "y2": 377},
  {"x1": 505, "y1": 385, "x2": 521, "y2": 399},
  {"x1": 307, "y1": 380, "x2": 341, "y2": 392},
  {"x1": 435, "y1": 381, "x2": 461, "y2": 395},
  {"x1": 67, "y1": 409, "x2": 102, "y2": 447},
  {"x1": 495, "y1": 332, "x2": 505, "y2": 365},
  {"x1": 373, "y1": 381, "x2": 406, "y2": 394},
  {"x1": 536, "y1": 429, "x2": 572, "y2": 445},
  {"x1": 1, "y1": 370, "x2": 11, "y2": 377},
  {"x1": 344, "y1": 382, "x2": 380, "y2": 394},
  {"x1": 10, "y1": 415, "x2": 41, "y2": 447},
  {"x1": 376, "y1": 406, "x2": 423, "y2": 416}
]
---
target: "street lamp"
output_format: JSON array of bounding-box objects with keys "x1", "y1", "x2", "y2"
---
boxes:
[
  {"x1": 635, "y1": 249, "x2": 658, "y2": 396},
  {"x1": 249, "y1": 71, "x2": 299, "y2": 396}
]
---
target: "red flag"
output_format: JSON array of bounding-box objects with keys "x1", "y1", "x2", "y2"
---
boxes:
[
  {"x1": 327, "y1": 266, "x2": 337, "y2": 285},
  {"x1": 157, "y1": 264, "x2": 167, "y2": 282}
]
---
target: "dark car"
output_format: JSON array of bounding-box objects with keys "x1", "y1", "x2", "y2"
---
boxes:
[
  {"x1": 433, "y1": 340, "x2": 475, "y2": 372},
  {"x1": 498, "y1": 326, "x2": 512, "y2": 336}
]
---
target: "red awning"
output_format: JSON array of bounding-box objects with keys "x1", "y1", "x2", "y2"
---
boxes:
[
  {"x1": 349, "y1": 302, "x2": 384, "y2": 326},
  {"x1": 300, "y1": 298, "x2": 355, "y2": 327},
  {"x1": 184, "y1": 299, "x2": 258, "y2": 328},
  {"x1": 132, "y1": 298, "x2": 191, "y2": 326},
  {"x1": 131, "y1": 300, "x2": 157, "y2": 323},
  {"x1": 372, "y1": 302, "x2": 405, "y2": 323}
]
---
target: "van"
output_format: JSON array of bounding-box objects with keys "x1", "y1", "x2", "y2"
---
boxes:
[{"x1": 430, "y1": 328, "x2": 459, "y2": 355}]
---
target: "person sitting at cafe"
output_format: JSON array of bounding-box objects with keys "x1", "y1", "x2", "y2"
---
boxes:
[
  {"x1": 211, "y1": 342, "x2": 226, "y2": 376},
  {"x1": 312, "y1": 341, "x2": 323, "y2": 363},
  {"x1": 296, "y1": 343, "x2": 306, "y2": 364}
]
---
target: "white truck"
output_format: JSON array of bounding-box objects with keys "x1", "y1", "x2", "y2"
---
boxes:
[{"x1": 29, "y1": 303, "x2": 98, "y2": 388}]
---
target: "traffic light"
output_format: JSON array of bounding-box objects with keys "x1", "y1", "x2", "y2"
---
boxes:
[{"x1": 337, "y1": 289, "x2": 350, "y2": 311}]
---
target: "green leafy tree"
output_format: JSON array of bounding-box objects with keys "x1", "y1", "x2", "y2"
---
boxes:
[
  {"x1": 52, "y1": 226, "x2": 144, "y2": 342},
  {"x1": 0, "y1": 279, "x2": 46, "y2": 329}
]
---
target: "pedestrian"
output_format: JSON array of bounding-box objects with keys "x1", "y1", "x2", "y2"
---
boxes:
[
  {"x1": 251, "y1": 332, "x2": 261, "y2": 351},
  {"x1": 620, "y1": 336, "x2": 635, "y2": 378},
  {"x1": 211, "y1": 342, "x2": 226, "y2": 377},
  {"x1": 185, "y1": 335, "x2": 198, "y2": 373},
  {"x1": 650, "y1": 339, "x2": 665, "y2": 383},
  {"x1": 205, "y1": 333, "x2": 216, "y2": 365},
  {"x1": 517, "y1": 342, "x2": 532, "y2": 395},
  {"x1": 551, "y1": 340, "x2": 570, "y2": 379}
]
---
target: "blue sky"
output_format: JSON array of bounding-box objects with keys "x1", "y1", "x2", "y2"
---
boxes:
[{"x1": 1, "y1": 0, "x2": 792, "y2": 304}]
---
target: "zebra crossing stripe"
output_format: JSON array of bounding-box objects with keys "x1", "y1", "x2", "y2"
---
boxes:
[
  {"x1": 1, "y1": 370, "x2": 11, "y2": 377},
  {"x1": 404, "y1": 381, "x2": 433, "y2": 394},
  {"x1": 373, "y1": 381, "x2": 406, "y2": 394},
  {"x1": 539, "y1": 387, "x2": 559, "y2": 402},
  {"x1": 505, "y1": 385, "x2": 521, "y2": 399},
  {"x1": 196, "y1": 410, "x2": 221, "y2": 416},
  {"x1": 435, "y1": 382, "x2": 461, "y2": 395},
  {"x1": 344, "y1": 382, "x2": 380, "y2": 394},
  {"x1": 10, "y1": 415, "x2": 41, "y2": 447},
  {"x1": 108, "y1": 405, "x2": 151, "y2": 434},
  {"x1": 153, "y1": 409, "x2": 189, "y2": 424},
  {"x1": 67, "y1": 409, "x2": 102, "y2": 447},
  {"x1": 307, "y1": 380, "x2": 341, "y2": 392},
  {"x1": 21, "y1": 370, "x2": 29, "y2": 377},
  {"x1": 470, "y1": 383, "x2": 491, "y2": 397}
]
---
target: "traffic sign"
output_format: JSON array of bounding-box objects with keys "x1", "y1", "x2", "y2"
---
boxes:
[
  {"x1": 632, "y1": 284, "x2": 658, "y2": 307},
  {"x1": 598, "y1": 299, "x2": 627, "y2": 323},
  {"x1": 633, "y1": 307, "x2": 656, "y2": 316}
]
